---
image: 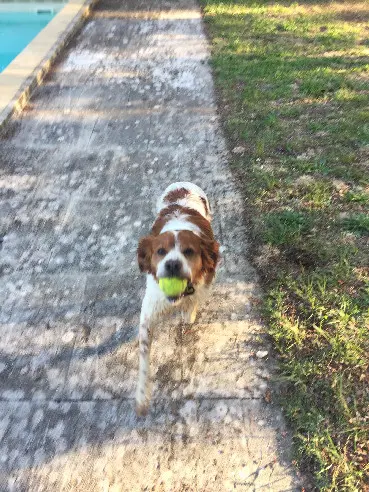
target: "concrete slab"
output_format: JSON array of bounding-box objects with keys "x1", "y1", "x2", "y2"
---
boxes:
[
  {"x1": 0, "y1": 0, "x2": 304, "y2": 489},
  {"x1": 0, "y1": 399, "x2": 295, "y2": 491}
]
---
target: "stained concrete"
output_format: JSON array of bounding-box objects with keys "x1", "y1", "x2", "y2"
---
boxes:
[{"x1": 0, "y1": 0, "x2": 303, "y2": 490}]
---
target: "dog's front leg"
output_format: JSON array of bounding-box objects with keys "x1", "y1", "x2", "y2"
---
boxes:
[
  {"x1": 136, "y1": 314, "x2": 153, "y2": 416},
  {"x1": 136, "y1": 274, "x2": 170, "y2": 416},
  {"x1": 136, "y1": 281, "x2": 163, "y2": 416},
  {"x1": 181, "y1": 300, "x2": 198, "y2": 325}
]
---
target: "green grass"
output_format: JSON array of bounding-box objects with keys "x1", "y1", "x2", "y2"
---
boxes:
[
  {"x1": 341, "y1": 213, "x2": 369, "y2": 236},
  {"x1": 262, "y1": 210, "x2": 312, "y2": 245},
  {"x1": 202, "y1": 1, "x2": 369, "y2": 489}
]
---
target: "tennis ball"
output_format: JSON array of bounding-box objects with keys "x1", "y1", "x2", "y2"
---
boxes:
[{"x1": 159, "y1": 277, "x2": 188, "y2": 297}]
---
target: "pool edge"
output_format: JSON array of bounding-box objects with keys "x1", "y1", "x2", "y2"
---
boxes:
[{"x1": 0, "y1": 0, "x2": 97, "y2": 133}]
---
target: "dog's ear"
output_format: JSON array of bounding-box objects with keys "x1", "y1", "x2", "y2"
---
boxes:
[
  {"x1": 137, "y1": 235, "x2": 153, "y2": 273},
  {"x1": 201, "y1": 238, "x2": 220, "y2": 279}
]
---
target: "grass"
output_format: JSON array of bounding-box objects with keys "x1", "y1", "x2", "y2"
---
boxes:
[{"x1": 201, "y1": 1, "x2": 369, "y2": 490}]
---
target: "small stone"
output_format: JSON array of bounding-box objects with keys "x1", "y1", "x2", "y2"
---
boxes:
[
  {"x1": 264, "y1": 388, "x2": 272, "y2": 404},
  {"x1": 236, "y1": 377, "x2": 248, "y2": 390},
  {"x1": 261, "y1": 370, "x2": 271, "y2": 379},
  {"x1": 256, "y1": 350, "x2": 268, "y2": 359},
  {"x1": 62, "y1": 331, "x2": 75, "y2": 344},
  {"x1": 232, "y1": 146, "x2": 246, "y2": 154},
  {"x1": 257, "y1": 420, "x2": 266, "y2": 427}
]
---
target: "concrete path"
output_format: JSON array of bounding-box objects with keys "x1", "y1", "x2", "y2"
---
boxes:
[{"x1": 0, "y1": 0, "x2": 303, "y2": 490}]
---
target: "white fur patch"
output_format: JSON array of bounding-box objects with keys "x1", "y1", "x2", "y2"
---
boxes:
[
  {"x1": 160, "y1": 217, "x2": 201, "y2": 235},
  {"x1": 157, "y1": 181, "x2": 211, "y2": 221}
]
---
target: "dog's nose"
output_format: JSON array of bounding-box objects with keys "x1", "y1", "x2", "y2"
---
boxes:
[{"x1": 165, "y1": 259, "x2": 182, "y2": 277}]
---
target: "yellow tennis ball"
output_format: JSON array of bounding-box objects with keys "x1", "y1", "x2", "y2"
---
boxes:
[{"x1": 159, "y1": 277, "x2": 188, "y2": 297}]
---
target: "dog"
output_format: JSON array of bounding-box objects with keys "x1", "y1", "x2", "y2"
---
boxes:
[{"x1": 136, "y1": 182, "x2": 220, "y2": 415}]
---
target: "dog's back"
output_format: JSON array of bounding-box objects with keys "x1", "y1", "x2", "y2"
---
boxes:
[{"x1": 157, "y1": 182, "x2": 211, "y2": 221}]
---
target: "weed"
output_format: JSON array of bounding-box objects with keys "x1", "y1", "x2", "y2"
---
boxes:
[{"x1": 344, "y1": 190, "x2": 369, "y2": 205}]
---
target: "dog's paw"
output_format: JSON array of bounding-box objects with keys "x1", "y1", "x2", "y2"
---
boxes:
[
  {"x1": 135, "y1": 386, "x2": 151, "y2": 417},
  {"x1": 181, "y1": 308, "x2": 197, "y2": 325},
  {"x1": 135, "y1": 399, "x2": 149, "y2": 417}
]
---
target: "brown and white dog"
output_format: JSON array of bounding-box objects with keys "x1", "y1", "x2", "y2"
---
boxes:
[{"x1": 136, "y1": 182, "x2": 220, "y2": 415}]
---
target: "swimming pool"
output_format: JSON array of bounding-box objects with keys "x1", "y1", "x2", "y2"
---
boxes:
[{"x1": 0, "y1": 8, "x2": 58, "y2": 72}]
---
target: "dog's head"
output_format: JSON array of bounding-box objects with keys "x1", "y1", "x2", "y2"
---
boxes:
[{"x1": 137, "y1": 230, "x2": 219, "y2": 285}]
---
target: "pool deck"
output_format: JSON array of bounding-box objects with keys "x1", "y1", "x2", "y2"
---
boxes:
[
  {"x1": 0, "y1": 0, "x2": 95, "y2": 131},
  {"x1": 0, "y1": 0, "x2": 304, "y2": 490}
]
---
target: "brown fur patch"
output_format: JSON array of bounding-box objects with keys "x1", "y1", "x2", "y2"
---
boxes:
[
  {"x1": 151, "y1": 205, "x2": 214, "y2": 239},
  {"x1": 200, "y1": 236, "x2": 220, "y2": 284},
  {"x1": 163, "y1": 187, "x2": 189, "y2": 204},
  {"x1": 137, "y1": 236, "x2": 154, "y2": 273},
  {"x1": 183, "y1": 207, "x2": 214, "y2": 241},
  {"x1": 200, "y1": 196, "x2": 209, "y2": 216},
  {"x1": 149, "y1": 232, "x2": 176, "y2": 276},
  {"x1": 151, "y1": 207, "x2": 174, "y2": 236},
  {"x1": 176, "y1": 230, "x2": 219, "y2": 285},
  {"x1": 137, "y1": 232, "x2": 176, "y2": 276}
]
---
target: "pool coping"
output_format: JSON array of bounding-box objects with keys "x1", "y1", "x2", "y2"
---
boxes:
[
  {"x1": 0, "y1": 3, "x2": 67, "y2": 13},
  {"x1": 0, "y1": 0, "x2": 97, "y2": 133}
]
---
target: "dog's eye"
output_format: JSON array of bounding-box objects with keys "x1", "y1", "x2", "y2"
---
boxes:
[
  {"x1": 183, "y1": 248, "x2": 195, "y2": 257},
  {"x1": 157, "y1": 248, "x2": 167, "y2": 256}
]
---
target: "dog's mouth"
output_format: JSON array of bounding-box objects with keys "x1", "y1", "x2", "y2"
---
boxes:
[{"x1": 166, "y1": 281, "x2": 195, "y2": 303}]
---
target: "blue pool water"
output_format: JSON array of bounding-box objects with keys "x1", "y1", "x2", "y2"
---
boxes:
[{"x1": 0, "y1": 11, "x2": 56, "y2": 72}]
